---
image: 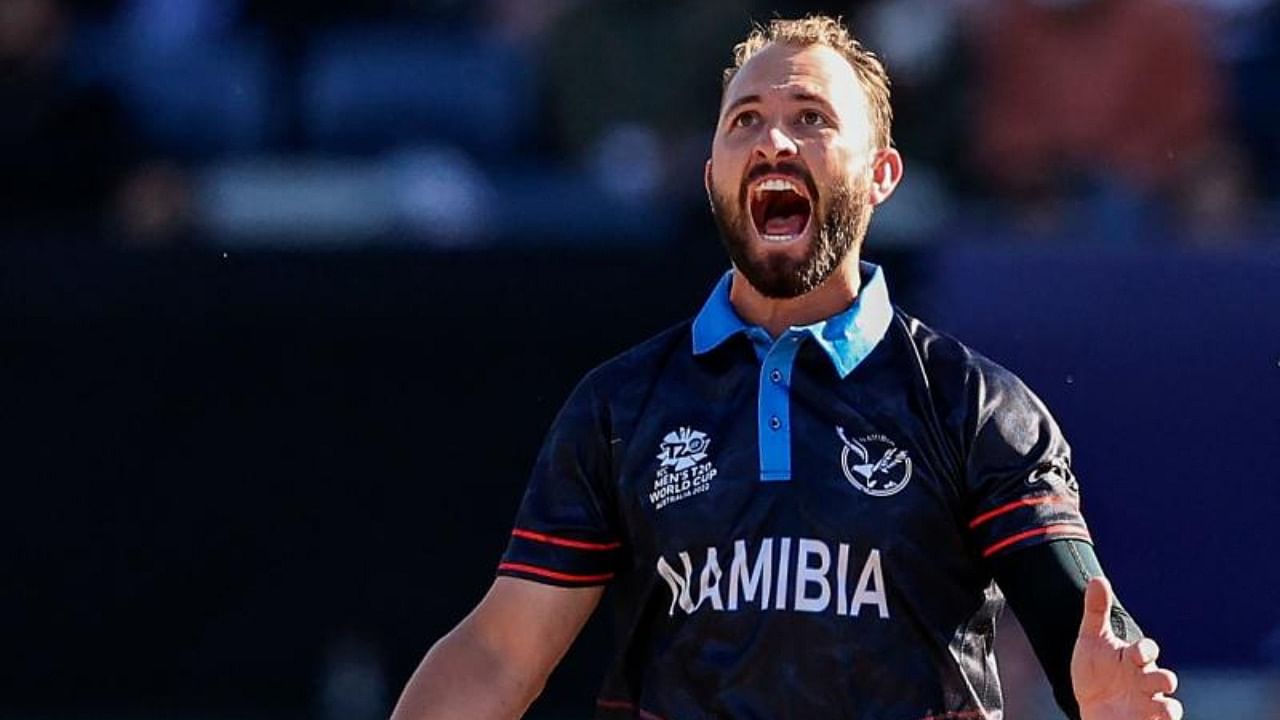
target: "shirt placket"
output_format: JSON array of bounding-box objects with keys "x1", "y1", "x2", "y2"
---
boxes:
[{"x1": 750, "y1": 329, "x2": 808, "y2": 482}]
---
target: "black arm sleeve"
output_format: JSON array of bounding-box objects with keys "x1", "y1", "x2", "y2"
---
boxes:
[{"x1": 991, "y1": 539, "x2": 1143, "y2": 720}]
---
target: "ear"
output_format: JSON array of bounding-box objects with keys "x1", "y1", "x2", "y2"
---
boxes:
[
  {"x1": 704, "y1": 159, "x2": 714, "y2": 200},
  {"x1": 868, "y1": 148, "x2": 903, "y2": 207}
]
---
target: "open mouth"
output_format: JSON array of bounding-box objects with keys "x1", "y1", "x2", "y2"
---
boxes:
[{"x1": 749, "y1": 176, "x2": 813, "y2": 243}]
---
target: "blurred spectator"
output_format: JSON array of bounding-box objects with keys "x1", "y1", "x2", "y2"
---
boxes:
[
  {"x1": 539, "y1": 1, "x2": 891, "y2": 214},
  {"x1": 856, "y1": 0, "x2": 971, "y2": 242},
  {"x1": 5, "y1": 0, "x2": 1270, "y2": 250},
  {"x1": 0, "y1": 0, "x2": 133, "y2": 243},
  {"x1": 542, "y1": 0, "x2": 891, "y2": 210},
  {"x1": 1178, "y1": 138, "x2": 1259, "y2": 246},
  {"x1": 112, "y1": 159, "x2": 196, "y2": 247},
  {"x1": 860, "y1": 0, "x2": 970, "y2": 180},
  {"x1": 1162, "y1": 0, "x2": 1278, "y2": 240},
  {"x1": 968, "y1": 0, "x2": 1231, "y2": 241}
]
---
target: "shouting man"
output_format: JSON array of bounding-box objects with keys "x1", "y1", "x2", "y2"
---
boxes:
[{"x1": 390, "y1": 15, "x2": 1180, "y2": 720}]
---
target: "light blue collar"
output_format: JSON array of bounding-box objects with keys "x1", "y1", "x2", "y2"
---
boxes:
[{"x1": 691, "y1": 261, "x2": 893, "y2": 378}]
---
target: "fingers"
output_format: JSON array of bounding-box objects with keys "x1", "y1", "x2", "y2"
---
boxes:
[
  {"x1": 1140, "y1": 667, "x2": 1179, "y2": 696},
  {"x1": 1148, "y1": 695, "x2": 1183, "y2": 720},
  {"x1": 1124, "y1": 637, "x2": 1161, "y2": 667},
  {"x1": 1078, "y1": 576, "x2": 1115, "y2": 640},
  {"x1": 1130, "y1": 638, "x2": 1178, "y2": 708},
  {"x1": 1138, "y1": 646, "x2": 1179, "y2": 719}
]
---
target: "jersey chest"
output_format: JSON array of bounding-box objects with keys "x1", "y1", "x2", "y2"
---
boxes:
[{"x1": 610, "y1": 363, "x2": 977, "y2": 600}]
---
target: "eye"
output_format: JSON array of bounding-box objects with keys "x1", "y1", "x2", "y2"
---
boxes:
[
  {"x1": 799, "y1": 110, "x2": 828, "y2": 127},
  {"x1": 731, "y1": 111, "x2": 760, "y2": 129}
]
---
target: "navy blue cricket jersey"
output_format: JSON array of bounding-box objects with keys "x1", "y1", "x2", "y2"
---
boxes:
[{"x1": 498, "y1": 263, "x2": 1089, "y2": 720}]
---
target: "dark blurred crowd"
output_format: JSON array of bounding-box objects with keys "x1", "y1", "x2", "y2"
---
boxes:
[{"x1": 2, "y1": 0, "x2": 1278, "y2": 248}]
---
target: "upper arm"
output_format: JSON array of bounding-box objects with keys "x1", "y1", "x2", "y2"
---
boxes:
[
  {"x1": 391, "y1": 377, "x2": 620, "y2": 720},
  {"x1": 471, "y1": 375, "x2": 621, "y2": 679},
  {"x1": 497, "y1": 375, "x2": 627, "y2": 586},
  {"x1": 477, "y1": 376, "x2": 619, "y2": 674},
  {"x1": 961, "y1": 360, "x2": 1091, "y2": 561},
  {"x1": 462, "y1": 576, "x2": 605, "y2": 679}
]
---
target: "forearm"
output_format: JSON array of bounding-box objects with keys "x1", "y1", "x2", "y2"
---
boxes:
[
  {"x1": 390, "y1": 621, "x2": 543, "y2": 720},
  {"x1": 390, "y1": 578, "x2": 603, "y2": 720},
  {"x1": 992, "y1": 540, "x2": 1141, "y2": 719}
]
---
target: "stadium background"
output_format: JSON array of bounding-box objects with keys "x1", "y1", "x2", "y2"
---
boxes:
[{"x1": 2, "y1": 0, "x2": 1278, "y2": 718}]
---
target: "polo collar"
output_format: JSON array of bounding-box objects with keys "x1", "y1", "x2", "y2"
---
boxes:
[{"x1": 691, "y1": 261, "x2": 893, "y2": 379}]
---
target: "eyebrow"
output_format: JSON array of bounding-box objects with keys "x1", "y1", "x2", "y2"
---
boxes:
[
  {"x1": 789, "y1": 91, "x2": 836, "y2": 115},
  {"x1": 721, "y1": 94, "x2": 761, "y2": 120}
]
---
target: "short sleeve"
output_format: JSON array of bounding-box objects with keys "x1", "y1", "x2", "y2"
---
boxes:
[
  {"x1": 964, "y1": 365, "x2": 1091, "y2": 560},
  {"x1": 497, "y1": 376, "x2": 624, "y2": 587}
]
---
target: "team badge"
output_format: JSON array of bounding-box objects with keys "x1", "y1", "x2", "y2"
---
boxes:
[
  {"x1": 836, "y1": 426, "x2": 912, "y2": 497},
  {"x1": 650, "y1": 427, "x2": 718, "y2": 511}
]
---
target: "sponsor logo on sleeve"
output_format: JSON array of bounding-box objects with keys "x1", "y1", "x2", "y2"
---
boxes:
[{"x1": 1026, "y1": 456, "x2": 1079, "y2": 494}]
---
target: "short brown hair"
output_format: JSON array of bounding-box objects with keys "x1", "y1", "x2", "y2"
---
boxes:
[{"x1": 723, "y1": 15, "x2": 893, "y2": 149}]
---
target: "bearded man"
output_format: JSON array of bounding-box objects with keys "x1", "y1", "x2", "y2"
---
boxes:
[{"x1": 389, "y1": 15, "x2": 1181, "y2": 720}]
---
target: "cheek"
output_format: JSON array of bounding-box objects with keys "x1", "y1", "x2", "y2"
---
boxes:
[
  {"x1": 711, "y1": 132, "x2": 754, "y2": 166},
  {"x1": 808, "y1": 147, "x2": 863, "y2": 192},
  {"x1": 708, "y1": 155, "x2": 742, "y2": 196}
]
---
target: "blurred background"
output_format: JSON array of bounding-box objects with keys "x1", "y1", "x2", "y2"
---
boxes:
[{"x1": 1, "y1": 0, "x2": 1277, "y2": 718}]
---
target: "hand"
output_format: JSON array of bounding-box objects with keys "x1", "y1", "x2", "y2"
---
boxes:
[{"x1": 1072, "y1": 577, "x2": 1181, "y2": 720}]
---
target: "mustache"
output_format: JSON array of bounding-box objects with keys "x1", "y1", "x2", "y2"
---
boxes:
[{"x1": 738, "y1": 161, "x2": 820, "y2": 206}]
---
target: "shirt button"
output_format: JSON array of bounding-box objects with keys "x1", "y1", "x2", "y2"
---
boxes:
[
  {"x1": 769, "y1": 369, "x2": 782, "y2": 383},
  {"x1": 769, "y1": 416, "x2": 782, "y2": 430}
]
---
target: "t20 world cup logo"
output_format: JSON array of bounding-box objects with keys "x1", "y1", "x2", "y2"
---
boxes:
[
  {"x1": 657, "y1": 427, "x2": 711, "y2": 472},
  {"x1": 836, "y1": 426, "x2": 912, "y2": 497}
]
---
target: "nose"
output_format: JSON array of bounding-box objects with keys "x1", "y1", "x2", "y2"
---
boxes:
[{"x1": 754, "y1": 125, "x2": 798, "y2": 161}]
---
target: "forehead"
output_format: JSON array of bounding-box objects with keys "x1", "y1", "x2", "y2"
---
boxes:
[{"x1": 722, "y1": 41, "x2": 868, "y2": 117}]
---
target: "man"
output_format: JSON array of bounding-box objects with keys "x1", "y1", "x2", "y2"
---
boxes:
[
  {"x1": 391, "y1": 16, "x2": 1180, "y2": 720},
  {"x1": 970, "y1": 0, "x2": 1221, "y2": 241}
]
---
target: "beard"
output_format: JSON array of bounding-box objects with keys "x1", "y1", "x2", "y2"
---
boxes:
[{"x1": 710, "y1": 164, "x2": 873, "y2": 299}]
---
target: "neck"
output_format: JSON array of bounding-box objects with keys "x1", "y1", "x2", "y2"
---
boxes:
[{"x1": 730, "y1": 256, "x2": 863, "y2": 338}]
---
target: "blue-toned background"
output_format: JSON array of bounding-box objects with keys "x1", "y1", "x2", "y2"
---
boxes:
[{"x1": 3, "y1": 0, "x2": 1278, "y2": 718}]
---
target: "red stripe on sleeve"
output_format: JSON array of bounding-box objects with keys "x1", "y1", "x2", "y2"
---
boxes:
[
  {"x1": 981, "y1": 524, "x2": 1092, "y2": 558},
  {"x1": 968, "y1": 495, "x2": 1068, "y2": 529},
  {"x1": 497, "y1": 562, "x2": 615, "y2": 584},
  {"x1": 511, "y1": 528, "x2": 622, "y2": 551}
]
